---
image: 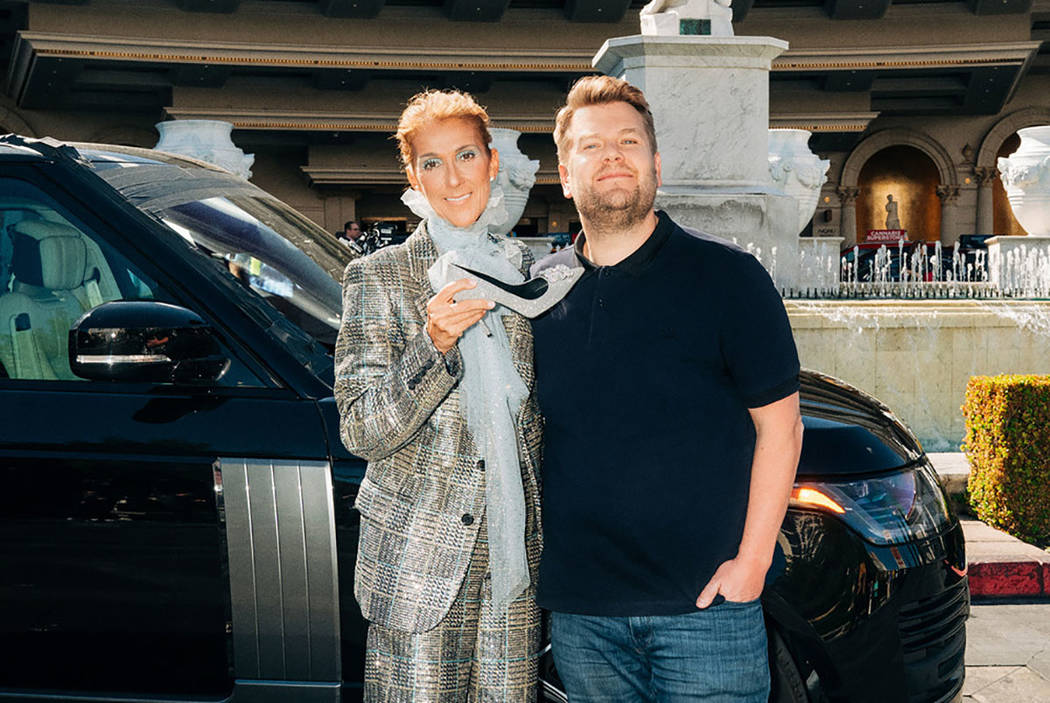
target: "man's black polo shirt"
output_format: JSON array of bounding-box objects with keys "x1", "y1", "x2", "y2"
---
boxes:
[{"x1": 530, "y1": 211, "x2": 800, "y2": 616}]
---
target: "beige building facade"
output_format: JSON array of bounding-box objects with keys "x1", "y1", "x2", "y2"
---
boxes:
[{"x1": 2, "y1": 0, "x2": 1049, "y2": 257}]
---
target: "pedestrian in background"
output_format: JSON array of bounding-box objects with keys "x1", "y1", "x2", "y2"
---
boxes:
[{"x1": 338, "y1": 220, "x2": 365, "y2": 255}]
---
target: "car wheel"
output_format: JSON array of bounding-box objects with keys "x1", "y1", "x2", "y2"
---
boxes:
[{"x1": 769, "y1": 628, "x2": 809, "y2": 703}]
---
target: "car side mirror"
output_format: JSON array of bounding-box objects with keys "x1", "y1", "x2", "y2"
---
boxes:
[{"x1": 69, "y1": 301, "x2": 230, "y2": 384}]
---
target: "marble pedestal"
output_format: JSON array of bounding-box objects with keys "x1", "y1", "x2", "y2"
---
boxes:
[
  {"x1": 594, "y1": 35, "x2": 788, "y2": 191},
  {"x1": 594, "y1": 34, "x2": 803, "y2": 290},
  {"x1": 986, "y1": 235, "x2": 1050, "y2": 296},
  {"x1": 655, "y1": 190, "x2": 801, "y2": 290}
]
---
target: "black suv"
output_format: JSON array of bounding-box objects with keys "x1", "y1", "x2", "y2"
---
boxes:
[{"x1": 0, "y1": 136, "x2": 966, "y2": 703}]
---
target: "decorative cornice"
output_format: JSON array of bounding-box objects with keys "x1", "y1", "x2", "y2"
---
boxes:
[
  {"x1": 169, "y1": 107, "x2": 877, "y2": 143},
  {"x1": 302, "y1": 165, "x2": 561, "y2": 186},
  {"x1": 770, "y1": 113, "x2": 879, "y2": 133},
  {"x1": 772, "y1": 42, "x2": 1042, "y2": 71},
  {"x1": 14, "y1": 32, "x2": 1041, "y2": 76},
  {"x1": 15, "y1": 31, "x2": 594, "y2": 72},
  {"x1": 165, "y1": 107, "x2": 558, "y2": 133}
]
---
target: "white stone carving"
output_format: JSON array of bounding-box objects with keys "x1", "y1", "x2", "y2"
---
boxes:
[
  {"x1": 997, "y1": 125, "x2": 1050, "y2": 236},
  {"x1": 768, "y1": 129, "x2": 830, "y2": 236},
  {"x1": 489, "y1": 128, "x2": 539, "y2": 237},
  {"x1": 154, "y1": 119, "x2": 254, "y2": 180},
  {"x1": 640, "y1": 0, "x2": 733, "y2": 37}
]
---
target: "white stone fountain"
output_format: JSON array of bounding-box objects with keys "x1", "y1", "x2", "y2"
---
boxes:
[
  {"x1": 989, "y1": 125, "x2": 1050, "y2": 295},
  {"x1": 488, "y1": 128, "x2": 540, "y2": 237},
  {"x1": 768, "y1": 129, "x2": 836, "y2": 292},
  {"x1": 154, "y1": 119, "x2": 255, "y2": 180}
]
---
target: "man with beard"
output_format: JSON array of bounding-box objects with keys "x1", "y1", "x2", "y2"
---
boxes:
[{"x1": 530, "y1": 76, "x2": 804, "y2": 702}]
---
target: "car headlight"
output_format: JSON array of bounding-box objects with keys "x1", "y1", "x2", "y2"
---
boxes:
[{"x1": 789, "y1": 463, "x2": 952, "y2": 545}]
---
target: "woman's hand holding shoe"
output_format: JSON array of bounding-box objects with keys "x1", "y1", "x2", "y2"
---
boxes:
[{"x1": 426, "y1": 278, "x2": 494, "y2": 353}]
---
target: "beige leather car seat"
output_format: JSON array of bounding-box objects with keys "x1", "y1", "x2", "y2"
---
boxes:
[{"x1": 0, "y1": 220, "x2": 108, "y2": 379}]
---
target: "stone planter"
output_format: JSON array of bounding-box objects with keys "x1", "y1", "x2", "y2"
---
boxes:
[
  {"x1": 154, "y1": 119, "x2": 254, "y2": 180},
  {"x1": 489, "y1": 128, "x2": 539, "y2": 237},
  {"x1": 768, "y1": 128, "x2": 830, "y2": 236},
  {"x1": 997, "y1": 125, "x2": 1050, "y2": 237}
]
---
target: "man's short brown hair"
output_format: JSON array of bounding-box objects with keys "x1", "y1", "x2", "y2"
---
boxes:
[{"x1": 553, "y1": 76, "x2": 657, "y2": 161}]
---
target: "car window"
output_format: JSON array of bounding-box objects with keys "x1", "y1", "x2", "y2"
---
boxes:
[
  {"x1": 90, "y1": 161, "x2": 349, "y2": 352},
  {"x1": 0, "y1": 177, "x2": 262, "y2": 386}
]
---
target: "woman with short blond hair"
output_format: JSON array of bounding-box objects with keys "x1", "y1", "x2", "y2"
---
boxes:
[{"x1": 335, "y1": 89, "x2": 542, "y2": 702}]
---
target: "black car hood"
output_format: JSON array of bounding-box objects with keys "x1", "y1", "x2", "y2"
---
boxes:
[{"x1": 797, "y1": 369, "x2": 923, "y2": 477}]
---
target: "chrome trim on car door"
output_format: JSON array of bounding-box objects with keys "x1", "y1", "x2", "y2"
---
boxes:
[{"x1": 215, "y1": 458, "x2": 341, "y2": 700}]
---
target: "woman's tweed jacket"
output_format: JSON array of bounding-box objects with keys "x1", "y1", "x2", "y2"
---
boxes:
[{"x1": 334, "y1": 224, "x2": 543, "y2": 634}]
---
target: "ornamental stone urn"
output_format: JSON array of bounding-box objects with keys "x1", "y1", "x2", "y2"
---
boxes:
[
  {"x1": 997, "y1": 125, "x2": 1050, "y2": 236},
  {"x1": 489, "y1": 128, "x2": 539, "y2": 237},
  {"x1": 154, "y1": 119, "x2": 255, "y2": 180},
  {"x1": 768, "y1": 128, "x2": 830, "y2": 236}
]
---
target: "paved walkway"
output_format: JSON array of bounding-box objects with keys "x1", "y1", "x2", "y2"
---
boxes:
[
  {"x1": 963, "y1": 603, "x2": 1050, "y2": 702},
  {"x1": 925, "y1": 454, "x2": 1050, "y2": 701}
]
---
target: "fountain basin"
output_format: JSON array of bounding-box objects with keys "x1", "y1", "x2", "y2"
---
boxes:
[{"x1": 787, "y1": 300, "x2": 1050, "y2": 450}]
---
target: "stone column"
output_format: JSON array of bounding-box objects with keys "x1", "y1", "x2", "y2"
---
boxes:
[
  {"x1": 973, "y1": 167, "x2": 997, "y2": 235},
  {"x1": 937, "y1": 185, "x2": 960, "y2": 246},
  {"x1": 836, "y1": 186, "x2": 859, "y2": 247}
]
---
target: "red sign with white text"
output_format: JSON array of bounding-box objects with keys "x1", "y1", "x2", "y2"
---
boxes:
[{"x1": 866, "y1": 229, "x2": 908, "y2": 243}]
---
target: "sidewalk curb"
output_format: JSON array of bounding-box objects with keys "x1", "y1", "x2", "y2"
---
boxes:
[
  {"x1": 929, "y1": 454, "x2": 1050, "y2": 599},
  {"x1": 968, "y1": 561, "x2": 1050, "y2": 598},
  {"x1": 960, "y1": 518, "x2": 1050, "y2": 598}
]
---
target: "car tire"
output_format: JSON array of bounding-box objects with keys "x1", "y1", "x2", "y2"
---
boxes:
[{"x1": 769, "y1": 628, "x2": 809, "y2": 703}]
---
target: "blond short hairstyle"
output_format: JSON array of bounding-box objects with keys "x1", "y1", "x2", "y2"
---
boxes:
[
  {"x1": 395, "y1": 89, "x2": 492, "y2": 167},
  {"x1": 553, "y1": 76, "x2": 657, "y2": 161}
]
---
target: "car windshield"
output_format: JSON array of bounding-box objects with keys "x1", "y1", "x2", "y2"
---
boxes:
[{"x1": 84, "y1": 151, "x2": 353, "y2": 358}]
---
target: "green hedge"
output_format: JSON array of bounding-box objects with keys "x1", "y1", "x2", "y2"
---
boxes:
[{"x1": 962, "y1": 375, "x2": 1050, "y2": 544}]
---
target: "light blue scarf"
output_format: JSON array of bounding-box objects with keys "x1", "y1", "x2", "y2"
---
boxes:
[{"x1": 403, "y1": 185, "x2": 530, "y2": 611}]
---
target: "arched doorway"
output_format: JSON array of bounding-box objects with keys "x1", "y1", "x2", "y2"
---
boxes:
[
  {"x1": 857, "y1": 145, "x2": 941, "y2": 243},
  {"x1": 993, "y1": 133, "x2": 1026, "y2": 236},
  {"x1": 839, "y1": 128, "x2": 958, "y2": 248}
]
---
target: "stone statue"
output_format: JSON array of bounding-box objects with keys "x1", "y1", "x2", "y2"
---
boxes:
[
  {"x1": 640, "y1": 0, "x2": 734, "y2": 37},
  {"x1": 885, "y1": 194, "x2": 901, "y2": 230},
  {"x1": 488, "y1": 128, "x2": 540, "y2": 237}
]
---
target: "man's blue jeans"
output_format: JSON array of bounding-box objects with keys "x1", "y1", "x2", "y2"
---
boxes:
[{"x1": 550, "y1": 601, "x2": 770, "y2": 702}]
